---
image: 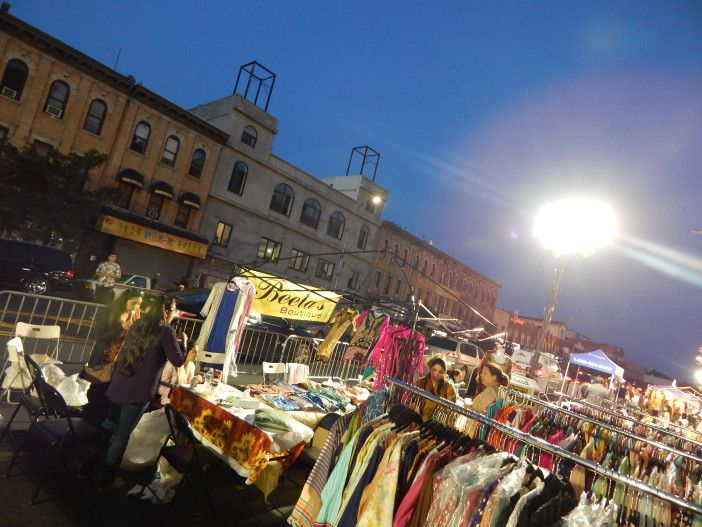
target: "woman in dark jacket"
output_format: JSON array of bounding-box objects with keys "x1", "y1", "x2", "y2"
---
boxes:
[{"x1": 97, "y1": 295, "x2": 186, "y2": 490}]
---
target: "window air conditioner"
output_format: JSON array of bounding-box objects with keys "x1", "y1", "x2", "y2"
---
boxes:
[
  {"x1": 45, "y1": 104, "x2": 63, "y2": 118},
  {"x1": 1, "y1": 86, "x2": 17, "y2": 99}
]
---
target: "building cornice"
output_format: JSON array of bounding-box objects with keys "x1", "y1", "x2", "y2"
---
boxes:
[{"x1": 0, "y1": 11, "x2": 230, "y2": 144}]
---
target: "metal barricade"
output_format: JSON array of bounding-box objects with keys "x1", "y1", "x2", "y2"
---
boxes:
[
  {"x1": 282, "y1": 335, "x2": 364, "y2": 384},
  {"x1": 0, "y1": 290, "x2": 103, "y2": 377}
]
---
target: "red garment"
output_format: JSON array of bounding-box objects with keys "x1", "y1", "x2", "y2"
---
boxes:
[
  {"x1": 538, "y1": 429, "x2": 565, "y2": 470},
  {"x1": 371, "y1": 326, "x2": 425, "y2": 391}
]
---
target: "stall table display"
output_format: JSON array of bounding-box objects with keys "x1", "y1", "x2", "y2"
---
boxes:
[{"x1": 170, "y1": 384, "x2": 313, "y2": 499}]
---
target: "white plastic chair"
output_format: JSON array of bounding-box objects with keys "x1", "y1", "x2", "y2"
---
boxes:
[
  {"x1": 15, "y1": 322, "x2": 61, "y2": 359},
  {"x1": 1, "y1": 337, "x2": 31, "y2": 402},
  {"x1": 262, "y1": 362, "x2": 286, "y2": 385}
]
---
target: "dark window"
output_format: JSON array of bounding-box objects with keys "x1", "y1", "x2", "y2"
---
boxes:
[
  {"x1": 257, "y1": 237, "x2": 281, "y2": 262},
  {"x1": 145, "y1": 193, "x2": 165, "y2": 220},
  {"x1": 187, "y1": 148, "x2": 206, "y2": 179},
  {"x1": 382, "y1": 239, "x2": 388, "y2": 250},
  {"x1": 161, "y1": 135, "x2": 180, "y2": 166},
  {"x1": 374, "y1": 271, "x2": 382, "y2": 289},
  {"x1": 395, "y1": 278, "x2": 402, "y2": 295},
  {"x1": 357, "y1": 224, "x2": 369, "y2": 250},
  {"x1": 365, "y1": 201, "x2": 376, "y2": 214},
  {"x1": 315, "y1": 259, "x2": 335, "y2": 281},
  {"x1": 241, "y1": 125, "x2": 257, "y2": 147},
  {"x1": 33, "y1": 140, "x2": 53, "y2": 156},
  {"x1": 269, "y1": 183, "x2": 294, "y2": 215},
  {"x1": 228, "y1": 161, "x2": 248, "y2": 195},
  {"x1": 43, "y1": 80, "x2": 70, "y2": 118},
  {"x1": 422, "y1": 260, "x2": 428, "y2": 274},
  {"x1": 393, "y1": 244, "x2": 398, "y2": 255},
  {"x1": 213, "y1": 221, "x2": 232, "y2": 247},
  {"x1": 326, "y1": 211, "x2": 345, "y2": 239},
  {"x1": 288, "y1": 249, "x2": 309, "y2": 272},
  {"x1": 431, "y1": 263, "x2": 436, "y2": 277},
  {"x1": 130, "y1": 121, "x2": 151, "y2": 154},
  {"x1": 383, "y1": 275, "x2": 392, "y2": 294},
  {"x1": 300, "y1": 198, "x2": 321, "y2": 229},
  {"x1": 0, "y1": 59, "x2": 28, "y2": 100},
  {"x1": 413, "y1": 255, "x2": 419, "y2": 269},
  {"x1": 174, "y1": 203, "x2": 191, "y2": 228},
  {"x1": 0, "y1": 125, "x2": 8, "y2": 143},
  {"x1": 113, "y1": 181, "x2": 134, "y2": 209},
  {"x1": 402, "y1": 249, "x2": 408, "y2": 267},
  {"x1": 347, "y1": 270, "x2": 359, "y2": 290},
  {"x1": 83, "y1": 99, "x2": 107, "y2": 135}
]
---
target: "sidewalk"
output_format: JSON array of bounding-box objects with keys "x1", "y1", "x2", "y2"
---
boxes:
[{"x1": 0, "y1": 400, "x2": 305, "y2": 527}]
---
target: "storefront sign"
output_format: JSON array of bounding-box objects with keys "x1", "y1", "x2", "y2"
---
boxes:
[
  {"x1": 240, "y1": 270, "x2": 340, "y2": 322},
  {"x1": 96, "y1": 214, "x2": 208, "y2": 259}
]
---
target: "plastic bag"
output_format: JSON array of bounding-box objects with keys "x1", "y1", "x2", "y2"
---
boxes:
[
  {"x1": 121, "y1": 408, "x2": 170, "y2": 470},
  {"x1": 56, "y1": 374, "x2": 90, "y2": 407},
  {"x1": 41, "y1": 363, "x2": 66, "y2": 387}
]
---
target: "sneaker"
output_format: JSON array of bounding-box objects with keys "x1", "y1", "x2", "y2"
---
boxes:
[{"x1": 97, "y1": 476, "x2": 126, "y2": 493}]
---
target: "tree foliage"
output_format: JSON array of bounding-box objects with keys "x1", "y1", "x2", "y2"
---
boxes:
[{"x1": 0, "y1": 142, "x2": 110, "y2": 242}]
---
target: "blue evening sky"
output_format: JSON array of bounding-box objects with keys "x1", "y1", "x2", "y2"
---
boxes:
[{"x1": 14, "y1": 1, "x2": 702, "y2": 382}]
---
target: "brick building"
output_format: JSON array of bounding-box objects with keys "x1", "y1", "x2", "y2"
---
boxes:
[
  {"x1": 370, "y1": 221, "x2": 500, "y2": 329},
  {"x1": 0, "y1": 10, "x2": 228, "y2": 285}
]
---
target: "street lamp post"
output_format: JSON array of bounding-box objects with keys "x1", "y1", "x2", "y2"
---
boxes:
[
  {"x1": 529, "y1": 197, "x2": 618, "y2": 379},
  {"x1": 334, "y1": 195, "x2": 383, "y2": 289}
]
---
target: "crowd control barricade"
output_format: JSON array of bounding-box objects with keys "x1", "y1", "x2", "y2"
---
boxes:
[
  {"x1": 282, "y1": 335, "x2": 364, "y2": 384},
  {"x1": 0, "y1": 290, "x2": 102, "y2": 377}
]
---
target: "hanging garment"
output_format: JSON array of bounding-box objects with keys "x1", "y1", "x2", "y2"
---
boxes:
[
  {"x1": 196, "y1": 278, "x2": 255, "y2": 378},
  {"x1": 370, "y1": 326, "x2": 425, "y2": 392},
  {"x1": 316, "y1": 308, "x2": 358, "y2": 362},
  {"x1": 343, "y1": 310, "x2": 390, "y2": 362},
  {"x1": 205, "y1": 288, "x2": 239, "y2": 353}
]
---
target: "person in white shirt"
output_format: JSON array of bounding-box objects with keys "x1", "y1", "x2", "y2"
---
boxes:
[{"x1": 159, "y1": 343, "x2": 198, "y2": 404}]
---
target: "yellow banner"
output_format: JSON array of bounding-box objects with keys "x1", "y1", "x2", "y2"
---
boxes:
[
  {"x1": 97, "y1": 215, "x2": 208, "y2": 259},
  {"x1": 241, "y1": 270, "x2": 340, "y2": 322}
]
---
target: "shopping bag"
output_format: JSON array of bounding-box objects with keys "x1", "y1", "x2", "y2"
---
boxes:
[
  {"x1": 56, "y1": 374, "x2": 90, "y2": 407},
  {"x1": 120, "y1": 408, "x2": 170, "y2": 470}
]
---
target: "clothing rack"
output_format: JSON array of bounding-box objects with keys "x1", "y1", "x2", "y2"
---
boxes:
[
  {"x1": 499, "y1": 386, "x2": 702, "y2": 464},
  {"x1": 384, "y1": 376, "x2": 702, "y2": 515},
  {"x1": 551, "y1": 391, "x2": 702, "y2": 450},
  {"x1": 611, "y1": 400, "x2": 702, "y2": 441}
]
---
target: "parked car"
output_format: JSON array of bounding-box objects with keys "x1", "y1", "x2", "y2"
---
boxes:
[
  {"x1": 76, "y1": 274, "x2": 155, "y2": 302},
  {"x1": 0, "y1": 239, "x2": 74, "y2": 295}
]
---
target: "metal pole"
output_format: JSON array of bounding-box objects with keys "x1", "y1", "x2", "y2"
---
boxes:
[{"x1": 530, "y1": 265, "x2": 565, "y2": 379}]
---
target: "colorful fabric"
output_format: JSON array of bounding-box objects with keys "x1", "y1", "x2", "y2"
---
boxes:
[
  {"x1": 316, "y1": 308, "x2": 358, "y2": 362},
  {"x1": 344, "y1": 310, "x2": 390, "y2": 362},
  {"x1": 289, "y1": 412, "x2": 356, "y2": 527},
  {"x1": 171, "y1": 386, "x2": 303, "y2": 484},
  {"x1": 370, "y1": 326, "x2": 425, "y2": 392},
  {"x1": 205, "y1": 288, "x2": 238, "y2": 353}
]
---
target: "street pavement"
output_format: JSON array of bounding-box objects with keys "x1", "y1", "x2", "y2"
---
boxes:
[{"x1": 0, "y1": 400, "x2": 305, "y2": 527}]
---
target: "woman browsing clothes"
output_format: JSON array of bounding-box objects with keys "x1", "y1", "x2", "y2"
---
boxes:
[
  {"x1": 414, "y1": 357, "x2": 457, "y2": 421},
  {"x1": 469, "y1": 362, "x2": 509, "y2": 414},
  {"x1": 96, "y1": 295, "x2": 186, "y2": 491}
]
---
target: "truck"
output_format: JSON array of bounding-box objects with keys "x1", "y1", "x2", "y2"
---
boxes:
[
  {"x1": 511, "y1": 348, "x2": 562, "y2": 380},
  {"x1": 76, "y1": 274, "x2": 155, "y2": 302}
]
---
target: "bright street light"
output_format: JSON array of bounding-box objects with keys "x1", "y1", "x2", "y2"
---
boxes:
[
  {"x1": 369, "y1": 195, "x2": 382, "y2": 205},
  {"x1": 695, "y1": 368, "x2": 702, "y2": 385},
  {"x1": 531, "y1": 197, "x2": 618, "y2": 379},
  {"x1": 533, "y1": 197, "x2": 618, "y2": 257}
]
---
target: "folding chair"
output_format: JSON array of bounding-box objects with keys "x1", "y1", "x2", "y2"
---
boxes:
[
  {"x1": 0, "y1": 353, "x2": 50, "y2": 444},
  {"x1": 144, "y1": 404, "x2": 216, "y2": 518},
  {"x1": 15, "y1": 322, "x2": 61, "y2": 359},
  {"x1": 0, "y1": 337, "x2": 31, "y2": 403},
  {"x1": 262, "y1": 362, "x2": 286, "y2": 385},
  {"x1": 5, "y1": 374, "x2": 99, "y2": 504}
]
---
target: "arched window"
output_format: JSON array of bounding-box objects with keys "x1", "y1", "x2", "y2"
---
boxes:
[
  {"x1": 357, "y1": 224, "x2": 369, "y2": 250},
  {"x1": 382, "y1": 239, "x2": 388, "y2": 251},
  {"x1": 161, "y1": 135, "x2": 180, "y2": 166},
  {"x1": 300, "y1": 198, "x2": 321, "y2": 229},
  {"x1": 393, "y1": 244, "x2": 398, "y2": 255},
  {"x1": 269, "y1": 183, "x2": 294, "y2": 215},
  {"x1": 327, "y1": 211, "x2": 345, "y2": 239},
  {"x1": 0, "y1": 59, "x2": 28, "y2": 100},
  {"x1": 187, "y1": 148, "x2": 206, "y2": 179},
  {"x1": 44, "y1": 80, "x2": 70, "y2": 118},
  {"x1": 422, "y1": 260, "x2": 428, "y2": 274},
  {"x1": 83, "y1": 99, "x2": 107, "y2": 135},
  {"x1": 402, "y1": 249, "x2": 408, "y2": 267},
  {"x1": 130, "y1": 121, "x2": 151, "y2": 154},
  {"x1": 241, "y1": 125, "x2": 257, "y2": 147},
  {"x1": 228, "y1": 161, "x2": 248, "y2": 195}
]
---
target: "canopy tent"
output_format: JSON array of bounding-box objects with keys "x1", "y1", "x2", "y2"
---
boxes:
[
  {"x1": 559, "y1": 349, "x2": 624, "y2": 398},
  {"x1": 568, "y1": 349, "x2": 624, "y2": 377}
]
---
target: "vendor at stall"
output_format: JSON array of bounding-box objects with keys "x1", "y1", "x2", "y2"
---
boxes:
[{"x1": 414, "y1": 357, "x2": 456, "y2": 420}]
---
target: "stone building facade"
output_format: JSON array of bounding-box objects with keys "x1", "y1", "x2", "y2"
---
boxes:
[
  {"x1": 190, "y1": 93, "x2": 388, "y2": 291},
  {"x1": 0, "y1": 10, "x2": 228, "y2": 285}
]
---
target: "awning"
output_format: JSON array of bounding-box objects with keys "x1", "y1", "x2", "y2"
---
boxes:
[
  {"x1": 149, "y1": 180, "x2": 174, "y2": 199},
  {"x1": 179, "y1": 192, "x2": 201, "y2": 209},
  {"x1": 116, "y1": 169, "x2": 144, "y2": 188}
]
